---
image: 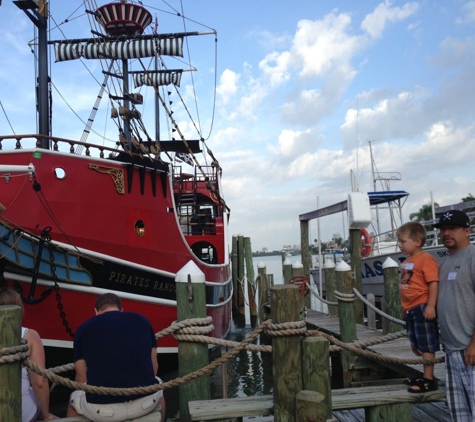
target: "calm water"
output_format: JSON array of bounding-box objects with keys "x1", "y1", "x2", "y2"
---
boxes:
[
  {"x1": 163, "y1": 322, "x2": 274, "y2": 421},
  {"x1": 164, "y1": 254, "x2": 308, "y2": 421},
  {"x1": 49, "y1": 254, "x2": 314, "y2": 420}
]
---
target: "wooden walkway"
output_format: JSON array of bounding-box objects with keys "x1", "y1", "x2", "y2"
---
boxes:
[{"x1": 306, "y1": 310, "x2": 450, "y2": 421}]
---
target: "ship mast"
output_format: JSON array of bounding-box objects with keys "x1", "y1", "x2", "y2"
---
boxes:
[{"x1": 14, "y1": 0, "x2": 51, "y2": 148}]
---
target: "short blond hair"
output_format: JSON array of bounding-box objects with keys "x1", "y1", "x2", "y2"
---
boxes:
[{"x1": 396, "y1": 221, "x2": 427, "y2": 244}]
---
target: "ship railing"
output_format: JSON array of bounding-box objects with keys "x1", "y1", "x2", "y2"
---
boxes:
[
  {"x1": 0, "y1": 134, "x2": 157, "y2": 161},
  {"x1": 369, "y1": 228, "x2": 399, "y2": 256}
]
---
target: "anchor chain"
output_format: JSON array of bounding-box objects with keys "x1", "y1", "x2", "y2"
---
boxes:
[{"x1": 48, "y1": 245, "x2": 75, "y2": 338}]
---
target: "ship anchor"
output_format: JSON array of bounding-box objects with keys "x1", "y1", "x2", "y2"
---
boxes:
[{"x1": 21, "y1": 226, "x2": 53, "y2": 305}]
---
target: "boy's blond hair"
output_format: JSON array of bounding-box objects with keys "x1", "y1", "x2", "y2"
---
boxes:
[{"x1": 396, "y1": 221, "x2": 427, "y2": 245}]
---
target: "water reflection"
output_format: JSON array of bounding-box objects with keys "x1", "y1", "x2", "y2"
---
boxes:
[
  {"x1": 164, "y1": 321, "x2": 273, "y2": 421},
  {"x1": 211, "y1": 323, "x2": 273, "y2": 399}
]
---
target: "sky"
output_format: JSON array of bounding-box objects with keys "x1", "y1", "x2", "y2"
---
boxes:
[{"x1": 0, "y1": 1, "x2": 475, "y2": 252}]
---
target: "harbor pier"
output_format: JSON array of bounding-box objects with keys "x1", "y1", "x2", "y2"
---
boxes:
[{"x1": 1, "y1": 261, "x2": 450, "y2": 421}]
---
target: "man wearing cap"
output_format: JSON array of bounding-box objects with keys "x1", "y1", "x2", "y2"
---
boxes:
[{"x1": 436, "y1": 209, "x2": 475, "y2": 421}]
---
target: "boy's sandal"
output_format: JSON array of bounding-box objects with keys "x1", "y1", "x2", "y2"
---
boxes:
[
  {"x1": 403, "y1": 377, "x2": 418, "y2": 386},
  {"x1": 407, "y1": 377, "x2": 438, "y2": 393}
]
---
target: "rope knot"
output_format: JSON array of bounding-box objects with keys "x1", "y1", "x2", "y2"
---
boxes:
[
  {"x1": 333, "y1": 290, "x2": 356, "y2": 302},
  {"x1": 0, "y1": 340, "x2": 29, "y2": 365},
  {"x1": 172, "y1": 317, "x2": 214, "y2": 341},
  {"x1": 264, "y1": 320, "x2": 307, "y2": 337}
]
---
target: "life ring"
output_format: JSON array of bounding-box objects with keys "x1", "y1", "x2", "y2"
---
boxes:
[{"x1": 360, "y1": 228, "x2": 372, "y2": 258}]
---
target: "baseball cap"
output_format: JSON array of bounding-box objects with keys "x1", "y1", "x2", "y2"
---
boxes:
[{"x1": 434, "y1": 210, "x2": 470, "y2": 228}]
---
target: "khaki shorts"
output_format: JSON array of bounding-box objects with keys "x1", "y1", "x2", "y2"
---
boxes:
[{"x1": 70, "y1": 382, "x2": 163, "y2": 422}]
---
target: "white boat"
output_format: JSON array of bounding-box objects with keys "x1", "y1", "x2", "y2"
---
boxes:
[{"x1": 309, "y1": 196, "x2": 475, "y2": 299}]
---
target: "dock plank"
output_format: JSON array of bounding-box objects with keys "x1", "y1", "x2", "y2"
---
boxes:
[
  {"x1": 305, "y1": 310, "x2": 446, "y2": 381},
  {"x1": 189, "y1": 395, "x2": 273, "y2": 421}
]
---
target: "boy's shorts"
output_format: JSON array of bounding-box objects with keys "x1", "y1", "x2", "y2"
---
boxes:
[{"x1": 405, "y1": 303, "x2": 440, "y2": 353}]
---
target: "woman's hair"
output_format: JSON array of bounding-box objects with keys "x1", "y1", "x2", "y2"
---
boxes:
[
  {"x1": 95, "y1": 292, "x2": 122, "y2": 311},
  {"x1": 396, "y1": 221, "x2": 427, "y2": 244},
  {"x1": 0, "y1": 288, "x2": 24, "y2": 317}
]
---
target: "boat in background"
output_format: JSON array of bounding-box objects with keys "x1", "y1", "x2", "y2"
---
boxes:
[
  {"x1": 0, "y1": 0, "x2": 231, "y2": 364},
  {"x1": 310, "y1": 193, "x2": 475, "y2": 300}
]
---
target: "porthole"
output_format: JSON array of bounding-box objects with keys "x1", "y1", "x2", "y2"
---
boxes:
[
  {"x1": 54, "y1": 167, "x2": 66, "y2": 179},
  {"x1": 135, "y1": 220, "x2": 145, "y2": 236}
]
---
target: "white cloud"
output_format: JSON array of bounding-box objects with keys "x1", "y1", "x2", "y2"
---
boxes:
[
  {"x1": 456, "y1": 1, "x2": 475, "y2": 24},
  {"x1": 361, "y1": 1, "x2": 419, "y2": 39},
  {"x1": 217, "y1": 69, "x2": 240, "y2": 105}
]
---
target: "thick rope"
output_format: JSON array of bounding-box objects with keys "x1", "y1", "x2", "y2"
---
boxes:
[
  {"x1": 306, "y1": 277, "x2": 406, "y2": 327},
  {"x1": 352, "y1": 288, "x2": 405, "y2": 326},
  {"x1": 0, "y1": 341, "x2": 29, "y2": 364},
  {"x1": 23, "y1": 319, "x2": 273, "y2": 396},
  {"x1": 310, "y1": 329, "x2": 444, "y2": 365},
  {"x1": 333, "y1": 290, "x2": 356, "y2": 302},
  {"x1": 1, "y1": 316, "x2": 444, "y2": 397},
  {"x1": 307, "y1": 283, "x2": 338, "y2": 306},
  {"x1": 154, "y1": 317, "x2": 213, "y2": 340},
  {"x1": 265, "y1": 320, "x2": 307, "y2": 337}
]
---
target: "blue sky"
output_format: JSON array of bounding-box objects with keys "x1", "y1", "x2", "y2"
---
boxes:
[{"x1": 1, "y1": 1, "x2": 475, "y2": 252}]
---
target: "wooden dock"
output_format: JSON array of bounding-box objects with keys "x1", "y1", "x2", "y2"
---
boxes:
[
  {"x1": 305, "y1": 309, "x2": 450, "y2": 421},
  {"x1": 306, "y1": 310, "x2": 446, "y2": 381}
]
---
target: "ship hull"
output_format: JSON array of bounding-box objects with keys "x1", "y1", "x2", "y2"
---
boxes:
[{"x1": 0, "y1": 142, "x2": 232, "y2": 366}]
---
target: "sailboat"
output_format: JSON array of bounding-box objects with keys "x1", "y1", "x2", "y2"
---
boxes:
[
  {"x1": 0, "y1": 0, "x2": 231, "y2": 362},
  {"x1": 305, "y1": 141, "x2": 475, "y2": 302}
]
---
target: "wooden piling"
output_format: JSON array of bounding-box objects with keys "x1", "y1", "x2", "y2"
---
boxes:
[
  {"x1": 300, "y1": 222, "x2": 312, "y2": 312},
  {"x1": 283, "y1": 258, "x2": 292, "y2": 284},
  {"x1": 335, "y1": 261, "x2": 358, "y2": 387},
  {"x1": 176, "y1": 261, "x2": 210, "y2": 421},
  {"x1": 295, "y1": 390, "x2": 327, "y2": 422},
  {"x1": 299, "y1": 219, "x2": 312, "y2": 285},
  {"x1": 382, "y1": 257, "x2": 402, "y2": 334},
  {"x1": 323, "y1": 261, "x2": 337, "y2": 316},
  {"x1": 349, "y1": 228, "x2": 364, "y2": 324},
  {"x1": 236, "y1": 235, "x2": 246, "y2": 326},
  {"x1": 257, "y1": 262, "x2": 269, "y2": 323},
  {"x1": 292, "y1": 262, "x2": 306, "y2": 317},
  {"x1": 231, "y1": 235, "x2": 239, "y2": 315},
  {"x1": 366, "y1": 293, "x2": 376, "y2": 330},
  {"x1": 243, "y1": 237, "x2": 257, "y2": 326},
  {"x1": 271, "y1": 285, "x2": 302, "y2": 422},
  {"x1": 301, "y1": 337, "x2": 332, "y2": 420},
  {"x1": 0, "y1": 305, "x2": 22, "y2": 422}
]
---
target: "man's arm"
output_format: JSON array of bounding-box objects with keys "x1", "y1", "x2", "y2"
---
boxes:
[
  {"x1": 74, "y1": 359, "x2": 87, "y2": 383},
  {"x1": 465, "y1": 331, "x2": 475, "y2": 366},
  {"x1": 151, "y1": 347, "x2": 158, "y2": 375},
  {"x1": 424, "y1": 281, "x2": 438, "y2": 320}
]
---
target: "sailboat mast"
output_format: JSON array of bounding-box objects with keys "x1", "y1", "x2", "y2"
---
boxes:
[
  {"x1": 122, "y1": 60, "x2": 132, "y2": 150},
  {"x1": 15, "y1": 0, "x2": 51, "y2": 148},
  {"x1": 154, "y1": 55, "x2": 160, "y2": 142},
  {"x1": 369, "y1": 141, "x2": 381, "y2": 235},
  {"x1": 37, "y1": 0, "x2": 50, "y2": 145}
]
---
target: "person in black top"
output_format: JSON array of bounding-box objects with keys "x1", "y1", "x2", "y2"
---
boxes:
[{"x1": 66, "y1": 293, "x2": 165, "y2": 422}]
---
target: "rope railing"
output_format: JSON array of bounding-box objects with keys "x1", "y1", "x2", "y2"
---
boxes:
[
  {"x1": 0, "y1": 311, "x2": 445, "y2": 400},
  {"x1": 305, "y1": 276, "x2": 406, "y2": 326},
  {"x1": 352, "y1": 287, "x2": 405, "y2": 326}
]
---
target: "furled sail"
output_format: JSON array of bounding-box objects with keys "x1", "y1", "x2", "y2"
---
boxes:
[
  {"x1": 54, "y1": 38, "x2": 183, "y2": 62},
  {"x1": 133, "y1": 71, "x2": 183, "y2": 88}
]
